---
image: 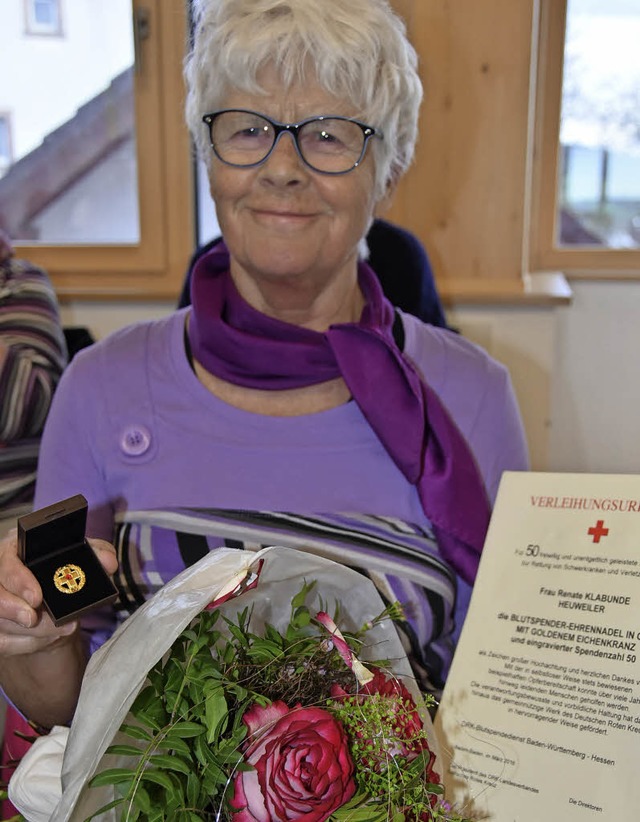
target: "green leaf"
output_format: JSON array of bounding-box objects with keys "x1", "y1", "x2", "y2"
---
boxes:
[
  {"x1": 82, "y1": 796, "x2": 126, "y2": 821},
  {"x1": 88, "y1": 767, "x2": 135, "y2": 788},
  {"x1": 331, "y1": 805, "x2": 390, "y2": 821},
  {"x1": 193, "y1": 732, "x2": 220, "y2": 768},
  {"x1": 200, "y1": 761, "x2": 226, "y2": 791},
  {"x1": 129, "y1": 785, "x2": 152, "y2": 815},
  {"x1": 132, "y1": 684, "x2": 160, "y2": 711},
  {"x1": 263, "y1": 623, "x2": 285, "y2": 645},
  {"x1": 167, "y1": 695, "x2": 191, "y2": 718},
  {"x1": 291, "y1": 580, "x2": 315, "y2": 609},
  {"x1": 149, "y1": 753, "x2": 192, "y2": 775},
  {"x1": 229, "y1": 683, "x2": 248, "y2": 703},
  {"x1": 119, "y1": 723, "x2": 153, "y2": 742},
  {"x1": 233, "y1": 760, "x2": 255, "y2": 773},
  {"x1": 205, "y1": 687, "x2": 228, "y2": 743},
  {"x1": 194, "y1": 633, "x2": 214, "y2": 653},
  {"x1": 186, "y1": 771, "x2": 201, "y2": 808},
  {"x1": 164, "y1": 782, "x2": 187, "y2": 817},
  {"x1": 165, "y1": 720, "x2": 205, "y2": 738},
  {"x1": 105, "y1": 743, "x2": 143, "y2": 757},
  {"x1": 293, "y1": 608, "x2": 311, "y2": 628},
  {"x1": 139, "y1": 768, "x2": 176, "y2": 792},
  {"x1": 234, "y1": 606, "x2": 250, "y2": 631},
  {"x1": 133, "y1": 709, "x2": 164, "y2": 732},
  {"x1": 147, "y1": 667, "x2": 165, "y2": 694},
  {"x1": 161, "y1": 735, "x2": 192, "y2": 757},
  {"x1": 227, "y1": 622, "x2": 251, "y2": 647},
  {"x1": 329, "y1": 793, "x2": 390, "y2": 821}
]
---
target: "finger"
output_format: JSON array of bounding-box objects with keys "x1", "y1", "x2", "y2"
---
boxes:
[
  {"x1": 0, "y1": 616, "x2": 77, "y2": 657},
  {"x1": 87, "y1": 538, "x2": 118, "y2": 575},
  {"x1": 0, "y1": 585, "x2": 40, "y2": 629},
  {"x1": 0, "y1": 609, "x2": 75, "y2": 638},
  {"x1": 0, "y1": 536, "x2": 42, "y2": 608}
]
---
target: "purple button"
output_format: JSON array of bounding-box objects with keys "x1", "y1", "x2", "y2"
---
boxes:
[{"x1": 120, "y1": 425, "x2": 151, "y2": 456}]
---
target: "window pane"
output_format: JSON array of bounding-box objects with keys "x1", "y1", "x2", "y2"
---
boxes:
[
  {"x1": 34, "y1": 0, "x2": 57, "y2": 27},
  {"x1": 0, "y1": 117, "x2": 10, "y2": 160},
  {"x1": 196, "y1": 158, "x2": 221, "y2": 247},
  {"x1": 27, "y1": 0, "x2": 61, "y2": 34},
  {"x1": 0, "y1": 0, "x2": 139, "y2": 244},
  {"x1": 558, "y1": 0, "x2": 640, "y2": 248}
]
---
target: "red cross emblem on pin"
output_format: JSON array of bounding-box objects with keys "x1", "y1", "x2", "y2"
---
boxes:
[{"x1": 588, "y1": 520, "x2": 609, "y2": 543}]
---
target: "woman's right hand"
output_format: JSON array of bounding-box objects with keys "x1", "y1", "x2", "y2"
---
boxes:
[
  {"x1": 0, "y1": 530, "x2": 118, "y2": 657},
  {"x1": 0, "y1": 530, "x2": 117, "y2": 726}
]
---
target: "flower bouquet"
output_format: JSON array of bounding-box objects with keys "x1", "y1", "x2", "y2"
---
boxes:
[{"x1": 9, "y1": 547, "x2": 473, "y2": 822}]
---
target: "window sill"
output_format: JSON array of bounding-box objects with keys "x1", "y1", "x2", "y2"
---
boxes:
[
  {"x1": 563, "y1": 269, "x2": 640, "y2": 282},
  {"x1": 439, "y1": 272, "x2": 573, "y2": 307}
]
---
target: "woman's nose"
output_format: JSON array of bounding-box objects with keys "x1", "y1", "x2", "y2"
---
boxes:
[{"x1": 259, "y1": 132, "x2": 307, "y2": 184}]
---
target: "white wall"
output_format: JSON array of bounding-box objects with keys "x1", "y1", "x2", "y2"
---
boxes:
[
  {"x1": 60, "y1": 281, "x2": 638, "y2": 477},
  {"x1": 451, "y1": 281, "x2": 639, "y2": 474},
  {"x1": 60, "y1": 300, "x2": 174, "y2": 342},
  {"x1": 546, "y1": 280, "x2": 640, "y2": 473}
]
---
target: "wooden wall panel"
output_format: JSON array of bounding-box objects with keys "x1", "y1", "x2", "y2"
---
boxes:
[{"x1": 387, "y1": 0, "x2": 537, "y2": 297}]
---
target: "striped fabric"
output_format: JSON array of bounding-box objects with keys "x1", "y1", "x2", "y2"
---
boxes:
[
  {"x1": 0, "y1": 258, "x2": 67, "y2": 516},
  {"x1": 111, "y1": 507, "x2": 458, "y2": 695}
]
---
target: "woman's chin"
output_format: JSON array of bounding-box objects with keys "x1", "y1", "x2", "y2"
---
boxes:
[{"x1": 239, "y1": 243, "x2": 331, "y2": 284}]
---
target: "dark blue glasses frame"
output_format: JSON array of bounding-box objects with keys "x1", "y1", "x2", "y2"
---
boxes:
[{"x1": 202, "y1": 109, "x2": 383, "y2": 175}]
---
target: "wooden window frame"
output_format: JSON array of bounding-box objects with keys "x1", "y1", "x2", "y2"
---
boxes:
[
  {"x1": 21, "y1": 0, "x2": 629, "y2": 302},
  {"x1": 530, "y1": 0, "x2": 640, "y2": 279},
  {"x1": 15, "y1": 0, "x2": 194, "y2": 300}
]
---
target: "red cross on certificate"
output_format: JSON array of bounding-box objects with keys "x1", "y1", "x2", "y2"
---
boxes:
[{"x1": 588, "y1": 519, "x2": 609, "y2": 543}]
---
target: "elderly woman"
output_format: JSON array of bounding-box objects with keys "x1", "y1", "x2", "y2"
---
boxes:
[{"x1": 0, "y1": 0, "x2": 527, "y2": 730}]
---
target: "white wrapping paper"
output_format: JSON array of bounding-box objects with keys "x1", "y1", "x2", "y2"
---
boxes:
[
  {"x1": 10, "y1": 546, "x2": 440, "y2": 821},
  {"x1": 7, "y1": 725, "x2": 68, "y2": 821}
]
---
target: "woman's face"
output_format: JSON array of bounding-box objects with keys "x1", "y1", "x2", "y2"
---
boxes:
[{"x1": 206, "y1": 66, "x2": 379, "y2": 311}]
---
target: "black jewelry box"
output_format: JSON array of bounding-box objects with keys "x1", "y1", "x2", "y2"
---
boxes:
[{"x1": 18, "y1": 494, "x2": 118, "y2": 627}]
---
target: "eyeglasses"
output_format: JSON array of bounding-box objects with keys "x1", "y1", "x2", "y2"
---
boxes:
[{"x1": 202, "y1": 109, "x2": 382, "y2": 175}]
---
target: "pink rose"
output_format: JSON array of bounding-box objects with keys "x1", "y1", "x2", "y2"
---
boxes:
[{"x1": 230, "y1": 701, "x2": 356, "y2": 822}]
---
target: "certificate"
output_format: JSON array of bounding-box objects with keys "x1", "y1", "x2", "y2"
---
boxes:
[{"x1": 436, "y1": 472, "x2": 640, "y2": 821}]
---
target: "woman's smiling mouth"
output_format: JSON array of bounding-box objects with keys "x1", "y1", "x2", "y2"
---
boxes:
[{"x1": 251, "y1": 208, "x2": 319, "y2": 227}]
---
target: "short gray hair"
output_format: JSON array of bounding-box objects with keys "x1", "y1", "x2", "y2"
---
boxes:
[{"x1": 184, "y1": 0, "x2": 423, "y2": 199}]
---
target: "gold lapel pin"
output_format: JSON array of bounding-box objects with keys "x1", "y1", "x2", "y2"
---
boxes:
[{"x1": 53, "y1": 563, "x2": 86, "y2": 594}]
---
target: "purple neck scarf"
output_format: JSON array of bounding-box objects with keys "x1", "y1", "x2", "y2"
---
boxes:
[{"x1": 188, "y1": 242, "x2": 490, "y2": 583}]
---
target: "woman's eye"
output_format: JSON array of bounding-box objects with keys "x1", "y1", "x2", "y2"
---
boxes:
[
  {"x1": 318, "y1": 130, "x2": 341, "y2": 144},
  {"x1": 303, "y1": 129, "x2": 344, "y2": 150},
  {"x1": 233, "y1": 127, "x2": 261, "y2": 139}
]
